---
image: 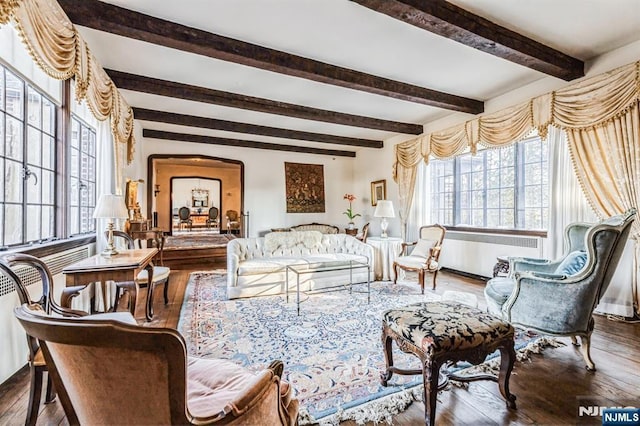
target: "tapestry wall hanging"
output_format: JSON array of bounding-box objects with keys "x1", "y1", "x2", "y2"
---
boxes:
[{"x1": 285, "y1": 162, "x2": 325, "y2": 213}]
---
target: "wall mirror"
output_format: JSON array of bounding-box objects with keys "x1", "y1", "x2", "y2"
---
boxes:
[{"x1": 192, "y1": 189, "x2": 209, "y2": 208}]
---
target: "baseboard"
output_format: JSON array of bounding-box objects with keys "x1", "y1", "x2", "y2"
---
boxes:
[{"x1": 442, "y1": 267, "x2": 490, "y2": 283}]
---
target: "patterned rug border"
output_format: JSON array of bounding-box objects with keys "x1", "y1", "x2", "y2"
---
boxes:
[{"x1": 177, "y1": 271, "x2": 564, "y2": 425}]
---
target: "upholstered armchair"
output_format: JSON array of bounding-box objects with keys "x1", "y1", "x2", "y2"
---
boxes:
[
  {"x1": 226, "y1": 210, "x2": 241, "y2": 234},
  {"x1": 393, "y1": 224, "x2": 446, "y2": 293},
  {"x1": 206, "y1": 206, "x2": 220, "y2": 230},
  {"x1": 14, "y1": 304, "x2": 299, "y2": 425},
  {"x1": 484, "y1": 209, "x2": 636, "y2": 371}
]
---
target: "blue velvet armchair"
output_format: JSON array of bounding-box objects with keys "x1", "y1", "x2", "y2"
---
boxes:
[{"x1": 484, "y1": 209, "x2": 636, "y2": 371}]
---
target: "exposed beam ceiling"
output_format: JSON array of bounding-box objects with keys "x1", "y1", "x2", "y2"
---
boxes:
[
  {"x1": 59, "y1": 0, "x2": 484, "y2": 114},
  {"x1": 108, "y1": 70, "x2": 423, "y2": 135},
  {"x1": 143, "y1": 129, "x2": 357, "y2": 158},
  {"x1": 351, "y1": 0, "x2": 584, "y2": 81},
  {"x1": 133, "y1": 108, "x2": 383, "y2": 148}
]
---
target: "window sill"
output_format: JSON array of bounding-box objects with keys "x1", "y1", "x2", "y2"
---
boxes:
[
  {"x1": 0, "y1": 234, "x2": 96, "y2": 258},
  {"x1": 444, "y1": 226, "x2": 547, "y2": 238}
]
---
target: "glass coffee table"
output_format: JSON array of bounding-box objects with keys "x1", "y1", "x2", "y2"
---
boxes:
[{"x1": 285, "y1": 259, "x2": 371, "y2": 315}]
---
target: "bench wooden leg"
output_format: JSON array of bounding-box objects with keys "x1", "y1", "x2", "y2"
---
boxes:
[
  {"x1": 498, "y1": 339, "x2": 517, "y2": 409},
  {"x1": 422, "y1": 359, "x2": 441, "y2": 426}
]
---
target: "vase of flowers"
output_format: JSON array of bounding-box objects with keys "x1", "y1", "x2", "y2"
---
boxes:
[{"x1": 343, "y1": 194, "x2": 361, "y2": 228}]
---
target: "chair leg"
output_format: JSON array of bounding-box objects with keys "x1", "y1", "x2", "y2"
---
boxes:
[
  {"x1": 26, "y1": 367, "x2": 43, "y2": 426},
  {"x1": 418, "y1": 270, "x2": 425, "y2": 294},
  {"x1": 112, "y1": 285, "x2": 123, "y2": 312},
  {"x1": 44, "y1": 373, "x2": 56, "y2": 404},
  {"x1": 431, "y1": 269, "x2": 438, "y2": 290},
  {"x1": 163, "y1": 278, "x2": 170, "y2": 305},
  {"x1": 393, "y1": 263, "x2": 399, "y2": 284},
  {"x1": 579, "y1": 334, "x2": 596, "y2": 371}
]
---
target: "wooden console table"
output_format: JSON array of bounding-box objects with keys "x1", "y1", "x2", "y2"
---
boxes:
[{"x1": 62, "y1": 248, "x2": 157, "y2": 321}]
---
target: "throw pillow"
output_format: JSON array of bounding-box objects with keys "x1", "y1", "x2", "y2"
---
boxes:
[
  {"x1": 411, "y1": 239, "x2": 437, "y2": 258},
  {"x1": 554, "y1": 250, "x2": 588, "y2": 276}
]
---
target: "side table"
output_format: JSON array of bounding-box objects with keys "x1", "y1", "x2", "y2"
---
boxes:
[
  {"x1": 366, "y1": 237, "x2": 404, "y2": 281},
  {"x1": 345, "y1": 228, "x2": 358, "y2": 236}
]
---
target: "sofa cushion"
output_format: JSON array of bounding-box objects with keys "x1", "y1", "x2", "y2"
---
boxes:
[
  {"x1": 238, "y1": 258, "x2": 300, "y2": 275},
  {"x1": 554, "y1": 250, "x2": 588, "y2": 276},
  {"x1": 264, "y1": 231, "x2": 322, "y2": 252}
]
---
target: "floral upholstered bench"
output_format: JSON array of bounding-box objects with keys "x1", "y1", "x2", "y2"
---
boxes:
[{"x1": 381, "y1": 302, "x2": 517, "y2": 426}]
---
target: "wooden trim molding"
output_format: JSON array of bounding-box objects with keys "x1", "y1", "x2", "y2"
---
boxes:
[
  {"x1": 12, "y1": 235, "x2": 96, "y2": 258},
  {"x1": 444, "y1": 226, "x2": 547, "y2": 238}
]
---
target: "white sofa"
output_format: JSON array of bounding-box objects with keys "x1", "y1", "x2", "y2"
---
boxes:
[{"x1": 227, "y1": 231, "x2": 374, "y2": 299}]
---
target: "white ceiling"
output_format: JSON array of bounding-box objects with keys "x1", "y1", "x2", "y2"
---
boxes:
[{"x1": 74, "y1": 0, "x2": 640, "y2": 154}]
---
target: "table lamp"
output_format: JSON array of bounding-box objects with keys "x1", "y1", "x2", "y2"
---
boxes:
[
  {"x1": 374, "y1": 200, "x2": 395, "y2": 239},
  {"x1": 93, "y1": 194, "x2": 129, "y2": 256}
]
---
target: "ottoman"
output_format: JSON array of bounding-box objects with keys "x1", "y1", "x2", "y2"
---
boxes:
[{"x1": 381, "y1": 301, "x2": 517, "y2": 426}]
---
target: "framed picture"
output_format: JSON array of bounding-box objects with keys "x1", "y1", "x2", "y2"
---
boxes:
[
  {"x1": 371, "y1": 180, "x2": 386, "y2": 206},
  {"x1": 284, "y1": 162, "x2": 326, "y2": 213}
]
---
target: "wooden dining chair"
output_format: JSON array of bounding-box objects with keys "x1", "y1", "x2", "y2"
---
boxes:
[
  {"x1": 0, "y1": 253, "x2": 86, "y2": 426},
  {"x1": 109, "y1": 231, "x2": 170, "y2": 318}
]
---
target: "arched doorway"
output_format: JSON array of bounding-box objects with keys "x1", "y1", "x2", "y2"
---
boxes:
[{"x1": 147, "y1": 155, "x2": 244, "y2": 235}]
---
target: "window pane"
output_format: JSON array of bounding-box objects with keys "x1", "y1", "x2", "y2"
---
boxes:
[
  {"x1": 71, "y1": 119, "x2": 79, "y2": 147},
  {"x1": 0, "y1": 115, "x2": 4, "y2": 157},
  {"x1": 42, "y1": 170, "x2": 54, "y2": 204},
  {"x1": 472, "y1": 210, "x2": 484, "y2": 227},
  {"x1": 5, "y1": 116, "x2": 23, "y2": 161},
  {"x1": 69, "y1": 206, "x2": 79, "y2": 235},
  {"x1": 5, "y1": 160, "x2": 22, "y2": 202},
  {"x1": 4, "y1": 204, "x2": 22, "y2": 245},
  {"x1": 5, "y1": 71, "x2": 23, "y2": 119},
  {"x1": 41, "y1": 206, "x2": 54, "y2": 239},
  {"x1": 487, "y1": 189, "x2": 499, "y2": 208},
  {"x1": 26, "y1": 205, "x2": 41, "y2": 242},
  {"x1": 0, "y1": 69, "x2": 4, "y2": 112},
  {"x1": 42, "y1": 98, "x2": 54, "y2": 135},
  {"x1": 70, "y1": 177, "x2": 79, "y2": 205},
  {"x1": 501, "y1": 210, "x2": 515, "y2": 228},
  {"x1": 42, "y1": 135, "x2": 54, "y2": 169},
  {"x1": 27, "y1": 87, "x2": 41, "y2": 127},
  {"x1": 27, "y1": 127, "x2": 41, "y2": 166},
  {"x1": 26, "y1": 169, "x2": 40, "y2": 203},
  {"x1": 501, "y1": 167, "x2": 514, "y2": 186},
  {"x1": 70, "y1": 147, "x2": 79, "y2": 177},
  {"x1": 501, "y1": 188, "x2": 515, "y2": 208},
  {"x1": 487, "y1": 209, "x2": 500, "y2": 227},
  {"x1": 0, "y1": 158, "x2": 3, "y2": 202}
]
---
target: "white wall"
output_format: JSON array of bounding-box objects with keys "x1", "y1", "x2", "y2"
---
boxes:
[{"x1": 139, "y1": 139, "x2": 355, "y2": 237}]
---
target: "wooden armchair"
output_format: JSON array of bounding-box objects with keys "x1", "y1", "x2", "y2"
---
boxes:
[
  {"x1": 0, "y1": 253, "x2": 86, "y2": 426},
  {"x1": 14, "y1": 304, "x2": 299, "y2": 425},
  {"x1": 356, "y1": 222, "x2": 370, "y2": 243},
  {"x1": 393, "y1": 224, "x2": 446, "y2": 293},
  {"x1": 110, "y1": 230, "x2": 170, "y2": 320}
]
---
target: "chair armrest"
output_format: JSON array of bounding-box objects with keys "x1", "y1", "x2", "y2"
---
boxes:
[
  {"x1": 528, "y1": 271, "x2": 567, "y2": 280},
  {"x1": 510, "y1": 258, "x2": 561, "y2": 275},
  {"x1": 58, "y1": 285, "x2": 90, "y2": 316},
  {"x1": 400, "y1": 241, "x2": 416, "y2": 255}
]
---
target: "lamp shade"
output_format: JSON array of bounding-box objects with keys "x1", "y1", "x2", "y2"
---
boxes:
[
  {"x1": 93, "y1": 194, "x2": 129, "y2": 219},
  {"x1": 374, "y1": 200, "x2": 395, "y2": 218}
]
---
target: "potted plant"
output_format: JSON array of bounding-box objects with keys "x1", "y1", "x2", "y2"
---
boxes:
[{"x1": 343, "y1": 194, "x2": 361, "y2": 229}]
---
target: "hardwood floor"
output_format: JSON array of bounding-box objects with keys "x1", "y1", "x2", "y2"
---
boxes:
[{"x1": 1, "y1": 267, "x2": 638, "y2": 425}]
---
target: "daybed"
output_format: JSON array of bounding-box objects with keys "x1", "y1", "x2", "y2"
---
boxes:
[
  {"x1": 227, "y1": 231, "x2": 374, "y2": 299},
  {"x1": 289, "y1": 223, "x2": 339, "y2": 233}
]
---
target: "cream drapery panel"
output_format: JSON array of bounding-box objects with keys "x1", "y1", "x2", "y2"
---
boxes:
[
  {"x1": 0, "y1": 0, "x2": 135, "y2": 172},
  {"x1": 394, "y1": 60, "x2": 640, "y2": 314}
]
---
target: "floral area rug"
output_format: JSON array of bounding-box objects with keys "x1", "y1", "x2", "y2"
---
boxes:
[{"x1": 178, "y1": 272, "x2": 561, "y2": 425}]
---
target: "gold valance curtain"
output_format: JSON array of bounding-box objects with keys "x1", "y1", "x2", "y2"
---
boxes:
[
  {"x1": 0, "y1": 0, "x2": 135, "y2": 166},
  {"x1": 394, "y1": 60, "x2": 640, "y2": 313},
  {"x1": 393, "y1": 60, "x2": 640, "y2": 223}
]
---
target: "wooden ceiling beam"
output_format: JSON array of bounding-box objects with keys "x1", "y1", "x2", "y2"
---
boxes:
[
  {"x1": 351, "y1": 0, "x2": 584, "y2": 81},
  {"x1": 133, "y1": 108, "x2": 383, "y2": 148},
  {"x1": 143, "y1": 129, "x2": 357, "y2": 158},
  {"x1": 109, "y1": 70, "x2": 422, "y2": 135},
  {"x1": 59, "y1": 0, "x2": 483, "y2": 113}
]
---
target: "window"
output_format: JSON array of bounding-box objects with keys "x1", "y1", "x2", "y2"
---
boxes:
[
  {"x1": 431, "y1": 137, "x2": 548, "y2": 231},
  {"x1": 0, "y1": 66, "x2": 57, "y2": 246},
  {"x1": 69, "y1": 116, "x2": 96, "y2": 235}
]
